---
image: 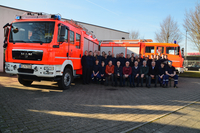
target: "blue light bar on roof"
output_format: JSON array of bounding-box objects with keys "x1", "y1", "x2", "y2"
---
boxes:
[
  {"x1": 16, "y1": 16, "x2": 21, "y2": 20},
  {"x1": 51, "y1": 15, "x2": 61, "y2": 20}
]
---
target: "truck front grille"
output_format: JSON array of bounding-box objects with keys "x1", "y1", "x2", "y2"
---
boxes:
[{"x1": 12, "y1": 49, "x2": 43, "y2": 61}]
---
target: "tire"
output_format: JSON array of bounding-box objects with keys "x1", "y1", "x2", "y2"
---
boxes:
[
  {"x1": 18, "y1": 75, "x2": 33, "y2": 86},
  {"x1": 58, "y1": 68, "x2": 72, "y2": 90}
]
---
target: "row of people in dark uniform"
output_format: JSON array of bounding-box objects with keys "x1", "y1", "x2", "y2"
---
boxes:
[{"x1": 81, "y1": 50, "x2": 178, "y2": 88}]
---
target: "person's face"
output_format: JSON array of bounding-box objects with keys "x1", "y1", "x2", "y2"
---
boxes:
[
  {"x1": 132, "y1": 53, "x2": 134, "y2": 57},
  {"x1": 165, "y1": 55, "x2": 168, "y2": 59},
  {"x1": 126, "y1": 62, "x2": 129, "y2": 67},
  {"x1": 95, "y1": 60, "x2": 99, "y2": 64},
  {"x1": 89, "y1": 52, "x2": 92, "y2": 56},
  {"x1": 143, "y1": 61, "x2": 146, "y2": 66},
  {"x1": 134, "y1": 61, "x2": 138, "y2": 66},
  {"x1": 108, "y1": 51, "x2": 111, "y2": 55},
  {"x1": 105, "y1": 55, "x2": 107, "y2": 58},
  {"x1": 117, "y1": 61, "x2": 120, "y2": 66},
  {"x1": 98, "y1": 51, "x2": 100, "y2": 55},
  {"x1": 131, "y1": 57, "x2": 134, "y2": 61},
  {"x1": 152, "y1": 62, "x2": 155, "y2": 67},
  {"x1": 127, "y1": 55, "x2": 130, "y2": 58},
  {"x1": 145, "y1": 57, "x2": 148, "y2": 61},
  {"x1": 102, "y1": 62, "x2": 105, "y2": 66},
  {"x1": 112, "y1": 53, "x2": 114, "y2": 57},
  {"x1": 108, "y1": 61, "x2": 112, "y2": 66},
  {"x1": 169, "y1": 62, "x2": 172, "y2": 66},
  {"x1": 161, "y1": 63, "x2": 164, "y2": 68},
  {"x1": 85, "y1": 51, "x2": 88, "y2": 56},
  {"x1": 94, "y1": 53, "x2": 96, "y2": 56},
  {"x1": 122, "y1": 53, "x2": 124, "y2": 57}
]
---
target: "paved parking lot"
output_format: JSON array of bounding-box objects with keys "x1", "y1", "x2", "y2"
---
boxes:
[{"x1": 0, "y1": 73, "x2": 200, "y2": 133}]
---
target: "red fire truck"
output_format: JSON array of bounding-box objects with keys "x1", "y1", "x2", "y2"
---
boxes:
[
  {"x1": 3, "y1": 12, "x2": 99, "y2": 89},
  {"x1": 100, "y1": 39, "x2": 184, "y2": 72}
]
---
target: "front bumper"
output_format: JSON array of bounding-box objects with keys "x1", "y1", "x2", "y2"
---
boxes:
[{"x1": 5, "y1": 62, "x2": 62, "y2": 77}]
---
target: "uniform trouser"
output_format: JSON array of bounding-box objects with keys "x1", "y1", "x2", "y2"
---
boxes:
[
  {"x1": 100, "y1": 75, "x2": 105, "y2": 83},
  {"x1": 88, "y1": 66, "x2": 93, "y2": 83},
  {"x1": 132, "y1": 74, "x2": 139, "y2": 86},
  {"x1": 164, "y1": 75, "x2": 178, "y2": 85},
  {"x1": 148, "y1": 75, "x2": 158, "y2": 86},
  {"x1": 91, "y1": 73, "x2": 101, "y2": 81},
  {"x1": 114, "y1": 74, "x2": 122, "y2": 86},
  {"x1": 123, "y1": 75, "x2": 132, "y2": 86},
  {"x1": 158, "y1": 75, "x2": 165, "y2": 84},
  {"x1": 82, "y1": 67, "x2": 90, "y2": 84},
  {"x1": 105, "y1": 74, "x2": 114, "y2": 85},
  {"x1": 141, "y1": 74, "x2": 148, "y2": 86}
]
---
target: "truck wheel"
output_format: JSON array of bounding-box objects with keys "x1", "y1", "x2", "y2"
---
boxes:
[
  {"x1": 18, "y1": 75, "x2": 33, "y2": 86},
  {"x1": 58, "y1": 68, "x2": 72, "y2": 90}
]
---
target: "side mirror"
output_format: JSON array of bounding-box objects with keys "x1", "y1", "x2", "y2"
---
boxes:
[{"x1": 4, "y1": 27, "x2": 9, "y2": 38}]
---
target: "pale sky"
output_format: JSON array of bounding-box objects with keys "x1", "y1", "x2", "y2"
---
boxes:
[{"x1": 1, "y1": 0, "x2": 199, "y2": 52}]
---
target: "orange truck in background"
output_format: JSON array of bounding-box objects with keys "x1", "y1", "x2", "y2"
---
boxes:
[
  {"x1": 100, "y1": 39, "x2": 184, "y2": 72},
  {"x1": 3, "y1": 12, "x2": 99, "y2": 89}
]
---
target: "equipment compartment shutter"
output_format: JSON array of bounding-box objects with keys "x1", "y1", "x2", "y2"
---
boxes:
[
  {"x1": 113, "y1": 47, "x2": 126, "y2": 55},
  {"x1": 94, "y1": 43, "x2": 98, "y2": 52},
  {"x1": 127, "y1": 47, "x2": 140, "y2": 56},
  {"x1": 101, "y1": 47, "x2": 112, "y2": 54},
  {"x1": 83, "y1": 38, "x2": 89, "y2": 53},
  {"x1": 89, "y1": 41, "x2": 93, "y2": 51}
]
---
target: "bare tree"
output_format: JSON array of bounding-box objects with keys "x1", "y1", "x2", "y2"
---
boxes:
[
  {"x1": 183, "y1": 3, "x2": 200, "y2": 52},
  {"x1": 155, "y1": 15, "x2": 182, "y2": 43},
  {"x1": 129, "y1": 30, "x2": 140, "y2": 39}
]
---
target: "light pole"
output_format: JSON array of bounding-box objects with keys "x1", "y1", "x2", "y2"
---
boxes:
[{"x1": 185, "y1": 30, "x2": 187, "y2": 56}]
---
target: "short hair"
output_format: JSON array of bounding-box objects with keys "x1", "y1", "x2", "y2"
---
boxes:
[
  {"x1": 89, "y1": 51, "x2": 92, "y2": 53},
  {"x1": 151, "y1": 61, "x2": 156, "y2": 64},
  {"x1": 96, "y1": 59, "x2": 99, "y2": 61},
  {"x1": 134, "y1": 61, "x2": 138, "y2": 63},
  {"x1": 126, "y1": 61, "x2": 130, "y2": 64},
  {"x1": 101, "y1": 61, "x2": 105, "y2": 63},
  {"x1": 143, "y1": 60, "x2": 147, "y2": 63},
  {"x1": 117, "y1": 61, "x2": 121, "y2": 63}
]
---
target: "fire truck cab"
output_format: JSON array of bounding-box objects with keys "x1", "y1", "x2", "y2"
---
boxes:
[
  {"x1": 100, "y1": 39, "x2": 184, "y2": 72},
  {"x1": 3, "y1": 12, "x2": 99, "y2": 89}
]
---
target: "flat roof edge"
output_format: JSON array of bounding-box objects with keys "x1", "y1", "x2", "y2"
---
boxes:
[{"x1": 0, "y1": 5, "x2": 129, "y2": 34}]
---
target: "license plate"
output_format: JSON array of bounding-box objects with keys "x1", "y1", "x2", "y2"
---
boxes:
[{"x1": 20, "y1": 64, "x2": 32, "y2": 69}]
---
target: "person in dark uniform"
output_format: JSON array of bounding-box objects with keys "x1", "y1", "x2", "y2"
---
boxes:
[
  {"x1": 158, "y1": 62, "x2": 165, "y2": 87},
  {"x1": 131, "y1": 53, "x2": 135, "y2": 60},
  {"x1": 81, "y1": 50, "x2": 89, "y2": 84},
  {"x1": 130, "y1": 57, "x2": 135, "y2": 67},
  {"x1": 137, "y1": 58, "x2": 142, "y2": 68},
  {"x1": 114, "y1": 61, "x2": 123, "y2": 86},
  {"x1": 99, "y1": 61, "x2": 106, "y2": 84},
  {"x1": 145, "y1": 57, "x2": 151, "y2": 67},
  {"x1": 88, "y1": 51, "x2": 94, "y2": 83},
  {"x1": 164, "y1": 61, "x2": 178, "y2": 88},
  {"x1": 107, "y1": 51, "x2": 112, "y2": 59},
  {"x1": 132, "y1": 61, "x2": 140, "y2": 87},
  {"x1": 140, "y1": 60, "x2": 149, "y2": 87},
  {"x1": 156, "y1": 55, "x2": 162, "y2": 68},
  {"x1": 91, "y1": 59, "x2": 100, "y2": 83},
  {"x1": 148, "y1": 61, "x2": 158, "y2": 88},
  {"x1": 126, "y1": 54, "x2": 131, "y2": 63},
  {"x1": 111, "y1": 53, "x2": 117, "y2": 66},
  {"x1": 103, "y1": 54, "x2": 109, "y2": 66},
  {"x1": 97, "y1": 51, "x2": 102, "y2": 66},
  {"x1": 119, "y1": 53, "x2": 126, "y2": 67}
]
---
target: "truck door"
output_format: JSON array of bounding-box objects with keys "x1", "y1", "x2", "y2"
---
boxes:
[{"x1": 68, "y1": 31, "x2": 82, "y2": 70}]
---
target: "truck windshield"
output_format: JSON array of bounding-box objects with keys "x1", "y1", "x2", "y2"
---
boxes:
[{"x1": 9, "y1": 21, "x2": 55, "y2": 43}]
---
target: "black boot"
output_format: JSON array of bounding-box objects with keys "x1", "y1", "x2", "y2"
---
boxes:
[{"x1": 174, "y1": 84, "x2": 178, "y2": 88}]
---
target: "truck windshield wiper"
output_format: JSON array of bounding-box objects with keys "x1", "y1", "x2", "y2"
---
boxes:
[
  {"x1": 32, "y1": 41, "x2": 44, "y2": 45},
  {"x1": 13, "y1": 40, "x2": 26, "y2": 44}
]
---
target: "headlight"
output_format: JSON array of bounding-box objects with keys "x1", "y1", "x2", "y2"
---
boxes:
[{"x1": 44, "y1": 67, "x2": 54, "y2": 71}]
